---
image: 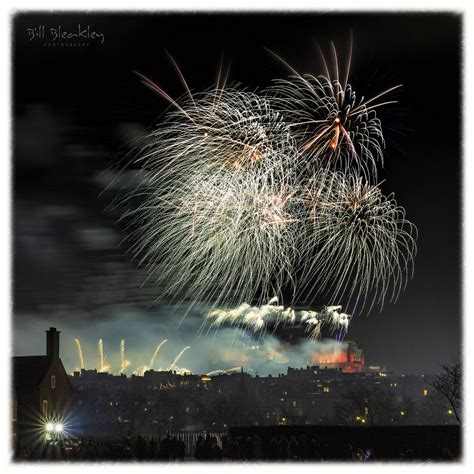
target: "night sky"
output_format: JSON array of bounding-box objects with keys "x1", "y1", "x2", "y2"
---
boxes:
[{"x1": 12, "y1": 12, "x2": 461, "y2": 374}]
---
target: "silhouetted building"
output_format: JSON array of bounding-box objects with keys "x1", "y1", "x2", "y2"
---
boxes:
[{"x1": 12, "y1": 327, "x2": 72, "y2": 444}]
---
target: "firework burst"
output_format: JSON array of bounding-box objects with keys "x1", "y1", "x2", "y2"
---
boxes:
[
  {"x1": 267, "y1": 41, "x2": 401, "y2": 179},
  {"x1": 297, "y1": 171, "x2": 417, "y2": 312},
  {"x1": 120, "y1": 86, "x2": 301, "y2": 308},
  {"x1": 115, "y1": 44, "x2": 417, "y2": 334}
]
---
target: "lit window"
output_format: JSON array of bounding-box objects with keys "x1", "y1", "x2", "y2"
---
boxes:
[
  {"x1": 423, "y1": 389, "x2": 428, "y2": 397},
  {"x1": 51, "y1": 375, "x2": 56, "y2": 389},
  {"x1": 42, "y1": 399, "x2": 48, "y2": 416},
  {"x1": 323, "y1": 386, "x2": 330, "y2": 393},
  {"x1": 292, "y1": 401, "x2": 297, "y2": 407}
]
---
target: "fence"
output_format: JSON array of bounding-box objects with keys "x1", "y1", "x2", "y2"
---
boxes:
[{"x1": 169, "y1": 429, "x2": 228, "y2": 457}]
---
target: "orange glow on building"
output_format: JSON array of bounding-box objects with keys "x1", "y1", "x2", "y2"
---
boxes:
[
  {"x1": 312, "y1": 351, "x2": 347, "y2": 365},
  {"x1": 312, "y1": 341, "x2": 365, "y2": 373}
]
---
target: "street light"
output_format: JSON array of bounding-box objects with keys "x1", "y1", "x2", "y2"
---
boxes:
[{"x1": 44, "y1": 421, "x2": 65, "y2": 435}]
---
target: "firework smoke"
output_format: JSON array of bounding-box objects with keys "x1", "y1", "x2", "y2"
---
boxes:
[{"x1": 64, "y1": 306, "x2": 354, "y2": 377}]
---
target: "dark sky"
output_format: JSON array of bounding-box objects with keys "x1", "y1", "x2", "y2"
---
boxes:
[{"x1": 12, "y1": 12, "x2": 462, "y2": 374}]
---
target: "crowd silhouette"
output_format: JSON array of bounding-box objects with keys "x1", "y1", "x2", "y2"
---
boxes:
[{"x1": 13, "y1": 431, "x2": 457, "y2": 462}]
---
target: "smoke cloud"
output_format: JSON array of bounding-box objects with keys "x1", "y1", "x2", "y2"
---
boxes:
[{"x1": 13, "y1": 303, "x2": 344, "y2": 376}]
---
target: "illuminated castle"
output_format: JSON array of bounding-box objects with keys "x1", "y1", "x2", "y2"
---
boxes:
[{"x1": 312, "y1": 341, "x2": 365, "y2": 373}]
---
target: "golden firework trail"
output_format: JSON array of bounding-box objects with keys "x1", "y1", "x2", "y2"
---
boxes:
[
  {"x1": 120, "y1": 339, "x2": 131, "y2": 374},
  {"x1": 149, "y1": 339, "x2": 168, "y2": 369},
  {"x1": 169, "y1": 346, "x2": 190, "y2": 371},
  {"x1": 74, "y1": 338, "x2": 85, "y2": 370},
  {"x1": 206, "y1": 366, "x2": 243, "y2": 377},
  {"x1": 97, "y1": 338, "x2": 111, "y2": 373}
]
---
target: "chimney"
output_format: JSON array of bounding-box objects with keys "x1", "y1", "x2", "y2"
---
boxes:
[{"x1": 46, "y1": 327, "x2": 60, "y2": 359}]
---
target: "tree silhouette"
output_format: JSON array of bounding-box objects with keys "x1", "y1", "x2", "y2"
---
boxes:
[{"x1": 431, "y1": 362, "x2": 462, "y2": 425}]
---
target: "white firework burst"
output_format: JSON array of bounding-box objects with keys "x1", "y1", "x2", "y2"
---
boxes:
[
  {"x1": 119, "y1": 87, "x2": 300, "y2": 308},
  {"x1": 297, "y1": 171, "x2": 417, "y2": 313}
]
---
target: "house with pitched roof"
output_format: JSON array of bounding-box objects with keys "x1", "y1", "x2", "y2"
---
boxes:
[{"x1": 12, "y1": 327, "x2": 72, "y2": 443}]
